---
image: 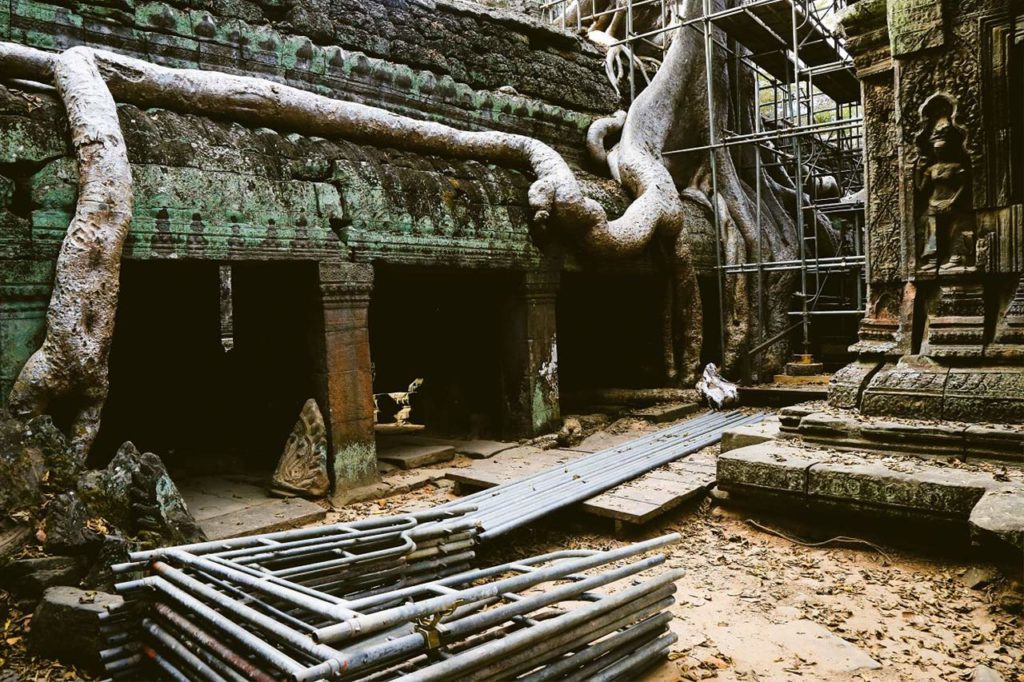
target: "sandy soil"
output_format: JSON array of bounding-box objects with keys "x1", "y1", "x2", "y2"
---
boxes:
[
  {"x1": 4, "y1": 430, "x2": 1022, "y2": 681},
  {"x1": 326, "y1": 453, "x2": 1024, "y2": 682}
]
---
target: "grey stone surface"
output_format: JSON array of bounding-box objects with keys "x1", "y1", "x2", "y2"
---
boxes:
[
  {"x1": 718, "y1": 442, "x2": 1024, "y2": 555},
  {"x1": 720, "y1": 417, "x2": 781, "y2": 453},
  {"x1": 628, "y1": 402, "x2": 700, "y2": 423},
  {"x1": 378, "y1": 445, "x2": 456, "y2": 469},
  {"x1": 969, "y1": 488, "x2": 1024, "y2": 553},
  {"x1": 30, "y1": 586, "x2": 124, "y2": 672},
  {"x1": 0, "y1": 555, "x2": 86, "y2": 597}
]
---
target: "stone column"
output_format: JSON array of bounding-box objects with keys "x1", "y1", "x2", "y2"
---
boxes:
[
  {"x1": 500, "y1": 269, "x2": 560, "y2": 437},
  {"x1": 314, "y1": 261, "x2": 379, "y2": 497}
]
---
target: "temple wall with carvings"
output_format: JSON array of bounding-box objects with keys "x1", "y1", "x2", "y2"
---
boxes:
[
  {"x1": 833, "y1": 0, "x2": 1024, "y2": 423},
  {"x1": 0, "y1": 0, "x2": 707, "y2": 491}
]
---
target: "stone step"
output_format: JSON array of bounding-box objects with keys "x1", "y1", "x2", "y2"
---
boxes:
[
  {"x1": 377, "y1": 444, "x2": 456, "y2": 469},
  {"x1": 717, "y1": 441, "x2": 1024, "y2": 555}
]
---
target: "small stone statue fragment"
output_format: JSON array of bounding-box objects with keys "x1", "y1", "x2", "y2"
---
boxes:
[
  {"x1": 696, "y1": 363, "x2": 738, "y2": 410},
  {"x1": 271, "y1": 399, "x2": 330, "y2": 498}
]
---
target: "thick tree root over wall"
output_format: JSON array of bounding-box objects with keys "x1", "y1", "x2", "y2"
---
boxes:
[
  {"x1": 4, "y1": 46, "x2": 133, "y2": 462},
  {"x1": 0, "y1": 40, "x2": 702, "y2": 457}
]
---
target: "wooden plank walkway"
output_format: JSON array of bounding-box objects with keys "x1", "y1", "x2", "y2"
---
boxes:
[{"x1": 447, "y1": 446, "x2": 717, "y2": 533}]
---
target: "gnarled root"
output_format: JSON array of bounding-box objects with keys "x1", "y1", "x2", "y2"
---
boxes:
[{"x1": 6, "y1": 46, "x2": 133, "y2": 462}]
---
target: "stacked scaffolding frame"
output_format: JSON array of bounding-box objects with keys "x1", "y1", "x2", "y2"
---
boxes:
[{"x1": 540, "y1": 0, "x2": 866, "y2": 371}]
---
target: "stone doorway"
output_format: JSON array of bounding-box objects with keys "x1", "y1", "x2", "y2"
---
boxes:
[
  {"x1": 369, "y1": 265, "x2": 516, "y2": 440},
  {"x1": 557, "y1": 270, "x2": 666, "y2": 392},
  {"x1": 95, "y1": 260, "x2": 322, "y2": 476}
]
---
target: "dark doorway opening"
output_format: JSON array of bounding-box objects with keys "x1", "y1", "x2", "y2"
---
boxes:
[
  {"x1": 369, "y1": 265, "x2": 513, "y2": 439},
  {"x1": 557, "y1": 270, "x2": 666, "y2": 392},
  {"x1": 96, "y1": 261, "x2": 321, "y2": 475}
]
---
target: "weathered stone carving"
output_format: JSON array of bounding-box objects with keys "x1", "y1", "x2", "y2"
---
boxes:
[
  {"x1": 914, "y1": 93, "x2": 975, "y2": 273},
  {"x1": 271, "y1": 399, "x2": 330, "y2": 499}
]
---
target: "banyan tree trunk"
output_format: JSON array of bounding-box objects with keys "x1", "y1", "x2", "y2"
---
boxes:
[
  {"x1": 5, "y1": 46, "x2": 133, "y2": 462},
  {"x1": 584, "y1": 0, "x2": 807, "y2": 381}
]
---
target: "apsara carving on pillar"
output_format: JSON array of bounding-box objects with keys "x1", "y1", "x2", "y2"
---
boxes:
[{"x1": 913, "y1": 93, "x2": 975, "y2": 273}]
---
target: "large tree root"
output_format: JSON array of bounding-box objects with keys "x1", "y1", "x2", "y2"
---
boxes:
[
  {"x1": 581, "y1": 0, "x2": 818, "y2": 381},
  {"x1": 5, "y1": 46, "x2": 133, "y2": 462},
  {"x1": 1, "y1": 40, "x2": 684, "y2": 454}
]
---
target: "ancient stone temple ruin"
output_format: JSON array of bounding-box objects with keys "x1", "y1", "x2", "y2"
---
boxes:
[
  {"x1": 829, "y1": 0, "x2": 1024, "y2": 424},
  {"x1": 0, "y1": 0, "x2": 1022, "y2": 680}
]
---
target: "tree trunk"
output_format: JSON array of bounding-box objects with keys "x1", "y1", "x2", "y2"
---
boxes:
[{"x1": 5, "y1": 46, "x2": 133, "y2": 462}]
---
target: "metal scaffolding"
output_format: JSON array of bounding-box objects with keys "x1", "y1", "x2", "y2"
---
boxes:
[{"x1": 540, "y1": 0, "x2": 866, "y2": 371}]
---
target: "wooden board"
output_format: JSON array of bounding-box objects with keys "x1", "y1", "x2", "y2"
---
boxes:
[{"x1": 448, "y1": 446, "x2": 717, "y2": 529}]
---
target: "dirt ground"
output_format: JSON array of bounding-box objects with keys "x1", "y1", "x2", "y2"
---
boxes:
[
  {"x1": 329, "y1": 453, "x2": 1024, "y2": 682},
  {"x1": 3, "y1": 440, "x2": 1022, "y2": 681}
]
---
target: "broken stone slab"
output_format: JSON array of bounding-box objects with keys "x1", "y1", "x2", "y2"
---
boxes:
[
  {"x1": 717, "y1": 442, "x2": 822, "y2": 501},
  {"x1": 271, "y1": 398, "x2": 330, "y2": 498},
  {"x1": 720, "y1": 417, "x2": 781, "y2": 453},
  {"x1": 969, "y1": 487, "x2": 1024, "y2": 554},
  {"x1": 778, "y1": 401, "x2": 823, "y2": 430},
  {"x1": 960, "y1": 566, "x2": 1000, "y2": 590},
  {"x1": 719, "y1": 442, "x2": 1024, "y2": 555},
  {"x1": 30, "y1": 586, "x2": 123, "y2": 672},
  {"x1": 377, "y1": 444, "x2": 456, "y2": 469},
  {"x1": 627, "y1": 402, "x2": 700, "y2": 423},
  {"x1": 0, "y1": 555, "x2": 86, "y2": 598},
  {"x1": 453, "y1": 440, "x2": 517, "y2": 459}
]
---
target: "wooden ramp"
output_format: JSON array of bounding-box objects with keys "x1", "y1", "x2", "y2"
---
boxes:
[{"x1": 447, "y1": 446, "x2": 717, "y2": 534}]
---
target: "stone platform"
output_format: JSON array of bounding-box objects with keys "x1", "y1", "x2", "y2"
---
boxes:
[
  {"x1": 717, "y1": 441, "x2": 1024, "y2": 556},
  {"x1": 778, "y1": 403, "x2": 1024, "y2": 464},
  {"x1": 179, "y1": 476, "x2": 326, "y2": 540}
]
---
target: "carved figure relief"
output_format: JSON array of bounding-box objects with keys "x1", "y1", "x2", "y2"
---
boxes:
[
  {"x1": 914, "y1": 93, "x2": 975, "y2": 272},
  {"x1": 271, "y1": 398, "x2": 330, "y2": 498}
]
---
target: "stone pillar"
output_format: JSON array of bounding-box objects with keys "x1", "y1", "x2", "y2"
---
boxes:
[
  {"x1": 499, "y1": 269, "x2": 560, "y2": 437},
  {"x1": 314, "y1": 261, "x2": 379, "y2": 497}
]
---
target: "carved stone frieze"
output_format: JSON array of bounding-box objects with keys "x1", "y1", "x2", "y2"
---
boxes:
[
  {"x1": 271, "y1": 399, "x2": 330, "y2": 499},
  {"x1": 925, "y1": 282, "x2": 986, "y2": 358},
  {"x1": 860, "y1": 356, "x2": 949, "y2": 419}
]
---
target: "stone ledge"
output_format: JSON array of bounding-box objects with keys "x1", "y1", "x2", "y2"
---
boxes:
[
  {"x1": 717, "y1": 442, "x2": 1024, "y2": 555},
  {"x1": 779, "y1": 405, "x2": 1024, "y2": 464}
]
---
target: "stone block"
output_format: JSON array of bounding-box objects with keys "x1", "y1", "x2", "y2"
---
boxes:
[
  {"x1": 627, "y1": 402, "x2": 700, "y2": 423},
  {"x1": 30, "y1": 587, "x2": 124, "y2": 672},
  {"x1": 806, "y1": 459, "x2": 988, "y2": 519},
  {"x1": 942, "y1": 366, "x2": 1024, "y2": 424},
  {"x1": 0, "y1": 555, "x2": 86, "y2": 598},
  {"x1": 778, "y1": 402, "x2": 822, "y2": 431},
  {"x1": 717, "y1": 442, "x2": 822, "y2": 498},
  {"x1": 861, "y1": 357, "x2": 949, "y2": 419},
  {"x1": 720, "y1": 417, "x2": 781, "y2": 453},
  {"x1": 827, "y1": 360, "x2": 883, "y2": 409},
  {"x1": 969, "y1": 487, "x2": 1024, "y2": 554},
  {"x1": 963, "y1": 425, "x2": 1024, "y2": 464},
  {"x1": 377, "y1": 444, "x2": 456, "y2": 469}
]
